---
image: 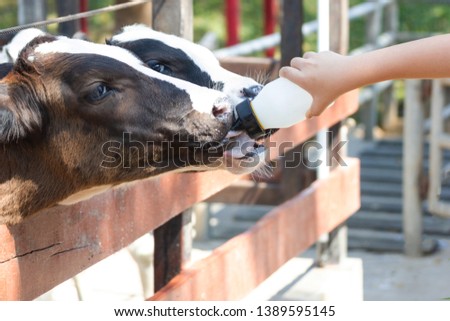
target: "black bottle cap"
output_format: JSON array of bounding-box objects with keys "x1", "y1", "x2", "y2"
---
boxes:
[{"x1": 231, "y1": 99, "x2": 267, "y2": 139}]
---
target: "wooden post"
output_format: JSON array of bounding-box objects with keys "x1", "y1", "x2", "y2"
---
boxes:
[
  {"x1": 403, "y1": 79, "x2": 423, "y2": 257},
  {"x1": 152, "y1": 0, "x2": 193, "y2": 40},
  {"x1": 56, "y1": 0, "x2": 80, "y2": 37},
  {"x1": 152, "y1": 0, "x2": 194, "y2": 293},
  {"x1": 362, "y1": 0, "x2": 382, "y2": 141},
  {"x1": 115, "y1": 0, "x2": 152, "y2": 31},
  {"x1": 154, "y1": 211, "x2": 192, "y2": 291},
  {"x1": 280, "y1": 0, "x2": 303, "y2": 68},
  {"x1": 18, "y1": 0, "x2": 46, "y2": 25},
  {"x1": 380, "y1": 0, "x2": 399, "y2": 131},
  {"x1": 329, "y1": 0, "x2": 348, "y2": 56},
  {"x1": 316, "y1": 0, "x2": 349, "y2": 267}
]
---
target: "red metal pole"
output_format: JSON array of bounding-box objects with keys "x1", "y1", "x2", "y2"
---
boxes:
[
  {"x1": 79, "y1": 0, "x2": 88, "y2": 34},
  {"x1": 264, "y1": 0, "x2": 277, "y2": 57},
  {"x1": 226, "y1": 0, "x2": 240, "y2": 46}
]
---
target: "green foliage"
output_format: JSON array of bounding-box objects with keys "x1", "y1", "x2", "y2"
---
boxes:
[
  {"x1": 0, "y1": 0, "x2": 17, "y2": 29},
  {"x1": 193, "y1": 0, "x2": 265, "y2": 47},
  {"x1": 398, "y1": 1, "x2": 450, "y2": 33}
]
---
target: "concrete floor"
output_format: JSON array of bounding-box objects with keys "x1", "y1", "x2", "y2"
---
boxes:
[{"x1": 36, "y1": 237, "x2": 450, "y2": 301}]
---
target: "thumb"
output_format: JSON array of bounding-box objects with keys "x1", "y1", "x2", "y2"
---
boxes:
[{"x1": 305, "y1": 99, "x2": 328, "y2": 119}]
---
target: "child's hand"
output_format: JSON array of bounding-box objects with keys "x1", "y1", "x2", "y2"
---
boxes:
[{"x1": 279, "y1": 51, "x2": 352, "y2": 118}]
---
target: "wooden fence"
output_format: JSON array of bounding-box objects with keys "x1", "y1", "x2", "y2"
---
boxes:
[{"x1": 0, "y1": 0, "x2": 360, "y2": 300}]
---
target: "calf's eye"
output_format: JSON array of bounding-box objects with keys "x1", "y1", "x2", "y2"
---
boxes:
[
  {"x1": 86, "y1": 83, "x2": 114, "y2": 103},
  {"x1": 146, "y1": 60, "x2": 172, "y2": 75}
]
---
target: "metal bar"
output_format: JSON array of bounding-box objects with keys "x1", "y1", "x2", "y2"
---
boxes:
[
  {"x1": 225, "y1": 0, "x2": 240, "y2": 46},
  {"x1": 428, "y1": 79, "x2": 450, "y2": 218},
  {"x1": 263, "y1": 0, "x2": 277, "y2": 57},
  {"x1": 214, "y1": 2, "x2": 395, "y2": 58},
  {"x1": 0, "y1": 0, "x2": 151, "y2": 36},
  {"x1": 347, "y1": 0, "x2": 392, "y2": 21},
  {"x1": 359, "y1": 80, "x2": 394, "y2": 105},
  {"x1": 403, "y1": 79, "x2": 424, "y2": 256},
  {"x1": 79, "y1": 0, "x2": 88, "y2": 33}
]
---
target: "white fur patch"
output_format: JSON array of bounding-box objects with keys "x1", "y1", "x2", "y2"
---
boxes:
[
  {"x1": 112, "y1": 25, "x2": 260, "y2": 105},
  {"x1": 0, "y1": 28, "x2": 45, "y2": 63},
  {"x1": 34, "y1": 37, "x2": 226, "y2": 114}
]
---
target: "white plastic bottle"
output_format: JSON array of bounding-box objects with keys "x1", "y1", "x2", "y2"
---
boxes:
[{"x1": 232, "y1": 77, "x2": 313, "y2": 138}]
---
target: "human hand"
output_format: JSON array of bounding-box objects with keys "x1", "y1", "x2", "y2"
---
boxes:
[{"x1": 279, "y1": 51, "x2": 353, "y2": 118}]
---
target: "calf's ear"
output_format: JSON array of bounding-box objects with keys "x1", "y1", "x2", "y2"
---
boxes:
[{"x1": 0, "y1": 84, "x2": 44, "y2": 144}]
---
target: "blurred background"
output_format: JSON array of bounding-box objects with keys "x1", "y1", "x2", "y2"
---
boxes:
[{"x1": 1, "y1": 0, "x2": 450, "y2": 301}]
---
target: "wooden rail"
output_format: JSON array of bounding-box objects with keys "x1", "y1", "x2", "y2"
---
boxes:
[
  {"x1": 151, "y1": 158, "x2": 360, "y2": 301},
  {"x1": 0, "y1": 89, "x2": 358, "y2": 301}
]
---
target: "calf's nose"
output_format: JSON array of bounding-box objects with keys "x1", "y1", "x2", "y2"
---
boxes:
[
  {"x1": 212, "y1": 98, "x2": 232, "y2": 123},
  {"x1": 243, "y1": 85, "x2": 263, "y2": 99}
]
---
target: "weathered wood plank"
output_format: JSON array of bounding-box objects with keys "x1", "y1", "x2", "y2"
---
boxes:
[
  {"x1": 150, "y1": 158, "x2": 360, "y2": 301},
  {"x1": 0, "y1": 171, "x2": 240, "y2": 301},
  {"x1": 219, "y1": 57, "x2": 280, "y2": 83}
]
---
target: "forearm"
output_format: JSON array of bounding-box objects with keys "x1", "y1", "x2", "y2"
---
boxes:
[
  {"x1": 279, "y1": 33, "x2": 450, "y2": 117},
  {"x1": 346, "y1": 34, "x2": 450, "y2": 88}
]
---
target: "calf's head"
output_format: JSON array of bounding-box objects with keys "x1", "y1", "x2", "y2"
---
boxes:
[{"x1": 108, "y1": 25, "x2": 263, "y2": 105}]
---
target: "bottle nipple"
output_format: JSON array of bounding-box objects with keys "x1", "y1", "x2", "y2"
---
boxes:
[{"x1": 232, "y1": 77, "x2": 313, "y2": 139}]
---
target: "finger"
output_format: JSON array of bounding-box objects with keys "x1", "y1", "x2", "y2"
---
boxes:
[
  {"x1": 303, "y1": 51, "x2": 317, "y2": 59},
  {"x1": 306, "y1": 103, "x2": 324, "y2": 118},
  {"x1": 290, "y1": 57, "x2": 305, "y2": 69},
  {"x1": 279, "y1": 66, "x2": 305, "y2": 84}
]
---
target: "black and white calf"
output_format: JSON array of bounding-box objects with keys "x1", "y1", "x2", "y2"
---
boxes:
[
  {"x1": 108, "y1": 24, "x2": 263, "y2": 105},
  {"x1": 0, "y1": 35, "x2": 238, "y2": 224}
]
